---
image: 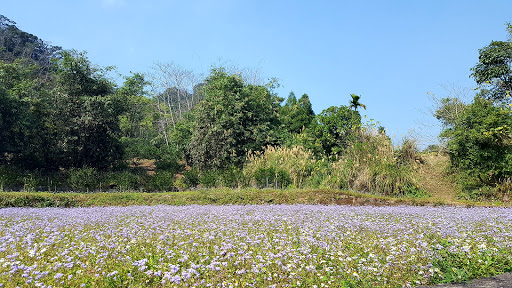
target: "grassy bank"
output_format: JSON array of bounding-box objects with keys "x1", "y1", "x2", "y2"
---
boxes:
[{"x1": 0, "y1": 188, "x2": 504, "y2": 208}]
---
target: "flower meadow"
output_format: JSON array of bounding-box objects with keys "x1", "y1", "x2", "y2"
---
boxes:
[{"x1": 1, "y1": 205, "x2": 512, "y2": 288}]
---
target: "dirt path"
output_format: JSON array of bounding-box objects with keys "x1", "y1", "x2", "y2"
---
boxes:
[{"x1": 417, "y1": 154, "x2": 459, "y2": 203}]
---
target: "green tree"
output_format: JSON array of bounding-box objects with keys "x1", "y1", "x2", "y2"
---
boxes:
[
  {"x1": 0, "y1": 60, "x2": 52, "y2": 169},
  {"x1": 48, "y1": 50, "x2": 124, "y2": 169},
  {"x1": 439, "y1": 96, "x2": 512, "y2": 184},
  {"x1": 433, "y1": 97, "x2": 466, "y2": 127},
  {"x1": 280, "y1": 92, "x2": 315, "y2": 134},
  {"x1": 349, "y1": 94, "x2": 366, "y2": 111},
  {"x1": 0, "y1": 14, "x2": 61, "y2": 69},
  {"x1": 117, "y1": 73, "x2": 154, "y2": 139},
  {"x1": 313, "y1": 105, "x2": 361, "y2": 157},
  {"x1": 470, "y1": 22, "x2": 512, "y2": 101},
  {"x1": 189, "y1": 68, "x2": 280, "y2": 170}
]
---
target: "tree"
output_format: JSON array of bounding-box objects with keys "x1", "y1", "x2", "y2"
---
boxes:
[
  {"x1": 0, "y1": 59, "x2": 52, "y2": 169},
  {"x1": 433, "y1": 97, "x2": 467, "y2": 127},
  {"x1": 150, "y1": 62, "x2": 201, "y2": 134},
  {"x1": 48, "y1": 50, "x2": 123, "y2": 169},
  {"x1": 439, "y1": 96, "x2": 512, "y2": 184},
  {"x1": 189, "y1": 68, "x2": 280, "y2": 170},
  {"x1": 313, "y1": 105, "x2": 361, "y2": 156},
  {"x1": 470, "y1": 23, "x2": 512, "y2": 102},
  {"x1": 280, "y1": 92, "x2": 315, "y2": 134},
  {"x1": 349, "y1": 94, "x2": 366, "y2": 111},
  {"x1": 117, "y1": 73, "x2": 154, "y2": 139},
  {"x1": 0, "y1": 71, "x2": 19, "y2": 164}
]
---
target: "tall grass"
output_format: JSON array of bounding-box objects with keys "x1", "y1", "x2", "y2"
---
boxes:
[
  {"x1": 244, "y1": 146, "x2": 317, "y2": 188},
  {"x1": 322, "y1": 128, "x2": 427, "y2": 197}
]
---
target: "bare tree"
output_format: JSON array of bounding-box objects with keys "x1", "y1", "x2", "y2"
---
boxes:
[
  {"x1": 415, "y1": 83, "x2": 474, "y2": 150},
  {"x1": 149, "y1": 61, "x2": 202, "y2": 147},
  {"x1": 210, "y1": 58, "x2": 266, "y2": 86}
]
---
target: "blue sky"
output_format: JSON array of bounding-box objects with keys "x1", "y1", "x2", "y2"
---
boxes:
[{"x1": 2, "y1": 0, "x2": 512, "y2": 147}]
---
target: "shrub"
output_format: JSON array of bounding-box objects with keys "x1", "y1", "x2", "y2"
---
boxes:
[
  {"x1": 302, "y1": 159, "x2": 330, "y2": 188},
  {"x1": 219, "y1": 166, "x2": 246, "y2": 188},
  {"x1": 253, "y1": 167, "x2": 291, "y2": 189},
  {"x1": 68, "y1": 167, "x2": 100, "y2": 192},
  {"x1": 456, "y1": 176, "x2": 512, "y2": 202},
  {"x1": 121, "y1": 138, "x2": 160, "y2": 160},
  {"x1": 23, "y1": 173, "x2": 40, "y2": 192},
  {"x1": 440, "y1": 97, "x2": 512, "y2": 185},
  {"x1": 104, "y1": 171, "x2": 141, "y2": 191},
  {"x1": 173, "y1": 178, "x2": 186, "y2": 190},
  {"x1": 395, "y1": 137, "x2": 421, "y2": 165},
  {"x1": 156, "y1": 154, "x2": 184, "y2": 174},
  {"x1": 0, "y1": 165, "x2": 24, "y2": 189},
  {"x1": 200, "y1": 170, "x2": 219, "y2": 188},
  {"x1": 145, "y1": 171, "x2": 175, "y2": 192},
  {"x1": 183, "y1": 168, "x2": 200, "y2": 188},
  {"x1": 370, "y1": 162, "x2": 427, "y2": 197}
]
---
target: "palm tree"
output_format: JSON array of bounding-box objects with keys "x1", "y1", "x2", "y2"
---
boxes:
[{"x1": 349, "y1": 94, "x2": 366, "y2": 111}]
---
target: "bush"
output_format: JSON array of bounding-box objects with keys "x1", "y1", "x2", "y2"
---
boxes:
[
  {"x1": 156, "y1": 154, "x2": 184, "y2": 174},
  {"x1": 22, "y1": 173, "x2": 41, "y2": 192},
  {"x1": 456, "y1": 175, "x2": 512, "y2": 202},
  {"x1": 0, "y1": 165, "x2": 24, "y2": 189},
  {"x1": 302, "y1": 160, "x2": 330, "y2": 188},
  {"x1": 441, "y1": 97, "x2": 512, "y2": 185},
  {"x1": 145, "y1": 171, "x2": 175, "y2": 192},
  {"x1": 200, "y1": 170, "x2": 219, "y2": 188},
  {"x1": 253, "y1": 167, "x2": 291, "y2": 189},
  {"x1": 183, "y1": 168, "x2": 200, "y2": 188},
  {"x1": 121, "y1": 138, "x2": 160, "y2": 160},
  {"x1": 68, "y1": 167, "x2": 100, "y2": 192},
  {"x1": 395, "y1": 138, "x2": 421, "y2": 165},
  {"x1": 370, "y1": 162, "x2": 428, "y2": 197},
  {"x1": 104, "y1": 171, "x2": 141, "y2": 191},
  {"x1": 219, "y1": 166, "x2": 246, "y2": 188}
]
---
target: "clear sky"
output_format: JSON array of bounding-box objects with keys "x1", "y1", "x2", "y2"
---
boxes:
[{"x1": 2, "y1": 0, "x2": 512, "y2": 147}]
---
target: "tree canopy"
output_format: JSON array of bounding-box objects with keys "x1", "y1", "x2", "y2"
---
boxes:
[
  {"x1": 470, "y1": 22, "x2": 512, "y2": 101},
  {"x1": 189, "y1": 69, "x2": 280, "y2": 170}
]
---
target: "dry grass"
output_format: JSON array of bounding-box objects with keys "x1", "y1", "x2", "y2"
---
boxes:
[
  {"x1": 244, "y1": 145, "x2": 317, "y2": 188},
  {"x1": 416, "y1": 154, "x2": 459, "y2": 203}
]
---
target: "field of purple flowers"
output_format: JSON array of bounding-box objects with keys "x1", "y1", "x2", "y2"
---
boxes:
[{"x1": 1, "y1": 205, "x2": 512, "y2": 287}]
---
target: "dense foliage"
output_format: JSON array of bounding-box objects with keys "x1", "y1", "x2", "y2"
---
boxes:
[
  {"x1": 440, "y1": 97, "x2": 512, "y2": 183},
  {"x1": 189, "y1": 68, "x2": 280, "y2": 170},
  {"x1": 0, "y1": 51, "x2": 124, "y2": 170},
  {"x1": 0, "y1": 15, "x2": 61, "y2": 69}
]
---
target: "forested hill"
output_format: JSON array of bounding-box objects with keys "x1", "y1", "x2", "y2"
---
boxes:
[{"x1": 0, "y1": 14, "x2": 61, "y2": 67}]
